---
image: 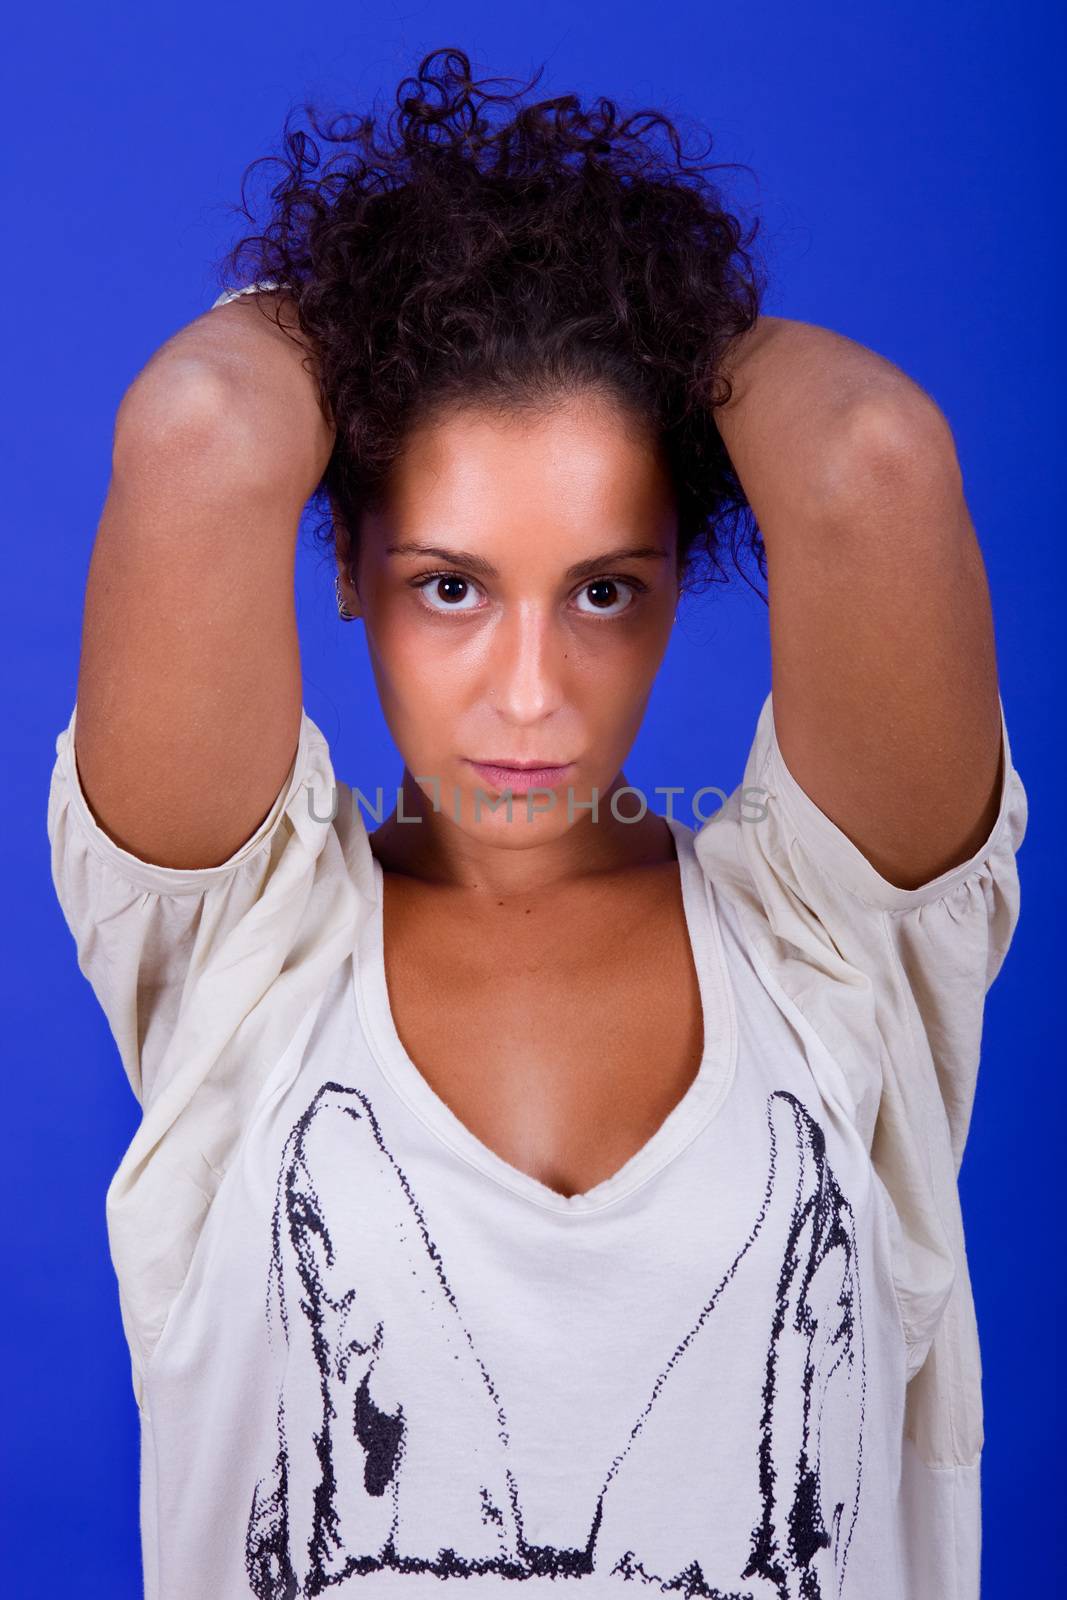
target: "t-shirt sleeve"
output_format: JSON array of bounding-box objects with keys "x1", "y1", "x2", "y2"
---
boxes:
[
  {"x1": 47, "y1": 703, "x2": 373, "y2": 1392},
  {"x1": 47, "y1": 702, "x2": 346, "y2": 1112},
  {"x1": 744, "y1": 687, "x2": 1026, "y2": 1159},
  {"x1": 694, "y1": 687, "x2": 1028, "y2": 1468}
]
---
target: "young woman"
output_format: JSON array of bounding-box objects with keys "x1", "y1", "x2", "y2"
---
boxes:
[{"x1": 48, "y1": 46, "x2": 1027, "y2": 1600}]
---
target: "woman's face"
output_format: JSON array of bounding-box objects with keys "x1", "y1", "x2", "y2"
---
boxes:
[{"x1": 339, "y1": 392, "x2": 680, "y2": 851}]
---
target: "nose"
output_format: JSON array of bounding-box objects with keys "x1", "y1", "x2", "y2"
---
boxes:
[{"x1": 488, "y1": 600, "x2": 567, "y2": 726}]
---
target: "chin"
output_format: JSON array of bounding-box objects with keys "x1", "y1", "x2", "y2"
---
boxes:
[{"x1": 460, "y1": 790, "x2": 581, "y2": 843}]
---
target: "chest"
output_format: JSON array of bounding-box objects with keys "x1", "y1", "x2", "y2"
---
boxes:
[{"x1": 379, "y1": 866, "x2": 705, "y2": 1198}]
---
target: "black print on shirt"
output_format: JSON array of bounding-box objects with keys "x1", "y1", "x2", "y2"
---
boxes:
[{"x1": 245, "y1": 1086, "x2": 865, "y2": 1599}]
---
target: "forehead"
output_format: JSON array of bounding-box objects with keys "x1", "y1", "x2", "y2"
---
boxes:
[{"x1": 376, "y1": 396, "x2": 676, "y2": 550}]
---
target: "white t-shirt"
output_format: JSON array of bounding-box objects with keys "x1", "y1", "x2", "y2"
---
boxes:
[{"x1": 46, "y1": 679, "x2": 1027, "y2": 1599}]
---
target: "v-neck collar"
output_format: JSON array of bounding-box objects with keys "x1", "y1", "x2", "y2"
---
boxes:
[{"x1": 351, "y1": 812, "x2": 738, "y2": 1216}]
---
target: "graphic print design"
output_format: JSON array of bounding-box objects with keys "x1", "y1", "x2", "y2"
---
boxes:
[{"x1": 246, "y1": 1085, "x2": 866, "y2": 1598}]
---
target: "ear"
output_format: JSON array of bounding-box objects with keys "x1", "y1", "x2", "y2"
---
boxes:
[{"x1": 331, "y1": 502, "x2": 363, "y2": 619}]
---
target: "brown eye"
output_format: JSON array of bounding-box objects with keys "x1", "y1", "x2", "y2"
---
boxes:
[
  {"x1": 573, "y1": 578, "x2": 640, "y2": 617},
  {"x1": 413, "y1": 573, "x2": 483, "y2": 612}
]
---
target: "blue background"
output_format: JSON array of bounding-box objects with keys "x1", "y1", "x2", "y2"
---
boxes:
[{"x1": 6, "y1": 3, "x2": 1062, "y2": 1592}]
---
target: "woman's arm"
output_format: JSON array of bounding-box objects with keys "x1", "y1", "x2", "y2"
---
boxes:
[
  {"x1": 715, "y1": 316, "x2": 1003, "y2": 891},
  {"x1": 73, "y1": 290, "x2": 337, "y2": 870}
]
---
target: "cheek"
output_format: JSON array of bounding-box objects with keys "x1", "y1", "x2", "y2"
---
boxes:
[
  {"x1": 366, "y1": 613, "x2": 475, "y2": 745},
  {"x1": 573, "y1": 619, "x2": 668, "y2": 693},
  {"x1": 588, "y1": 630, "x2": 670, "y2": 743},
  {"x1": 560, "y1": 640, "x2": 662, "y2": 753}
]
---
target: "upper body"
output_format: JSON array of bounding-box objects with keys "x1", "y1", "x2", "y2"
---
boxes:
[{"x1": 48, "y1": 47, "x2": 1026, "y2": 1600}]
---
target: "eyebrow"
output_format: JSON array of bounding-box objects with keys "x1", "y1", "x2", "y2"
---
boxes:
[{"x1": 385, "y1": 542, "x2": 670, "y2": 583}]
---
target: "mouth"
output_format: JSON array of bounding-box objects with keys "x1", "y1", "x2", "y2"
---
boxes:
[{"x1": 465, "y1": 759, "x2": 577, "y2": 795}]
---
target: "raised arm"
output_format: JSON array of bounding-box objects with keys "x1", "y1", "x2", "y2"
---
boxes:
[
  {"x1": 72, "y1": 288, "x2": 337, "y2": 870},
  {"x1": 715, "y1": 316, "x2": 1004, "y2": 892}
]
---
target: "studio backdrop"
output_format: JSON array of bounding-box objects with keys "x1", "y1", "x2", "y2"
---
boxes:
[{"x1": 5, "y1": 2, "x2": 1061, "y2": 1595}]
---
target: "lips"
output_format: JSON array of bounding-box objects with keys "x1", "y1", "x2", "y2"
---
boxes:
[{"x1": 465, "y1": 760, "x2": 576, "y2": 795}]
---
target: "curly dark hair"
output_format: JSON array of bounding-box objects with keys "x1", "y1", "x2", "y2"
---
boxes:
[{"x1": 216, "y1": 46, "x2": 769, "y2": 599}]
